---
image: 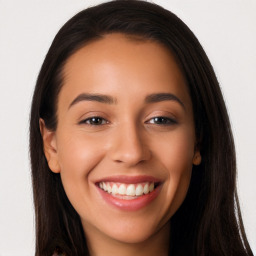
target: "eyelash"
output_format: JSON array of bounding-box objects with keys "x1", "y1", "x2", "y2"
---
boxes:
[
  {"x1": 79, "y1": 116, "x2": 109, "y2": 125},
  {"x1": 79, "y1": 116, "x2": 177, "y2": 126},
  {"x1": 146, "y1": 116, "x2": 177, "y2": 125}
]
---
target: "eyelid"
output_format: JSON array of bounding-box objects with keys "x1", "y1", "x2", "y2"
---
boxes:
[
  {"x1": 77, "y1": 111, "x2": 178, "y2": 127},
  {"x1": 77, "y1": 111, "x2": 111, "y2": 125},
  {"x1": 146, "y1": 116, "x2": 178, "y2": 125},
  {"x1": 145, "y1": 110, "x2": 178, "y2": 123},
  {"x1": 78, "y1": 116, "x2": 109, "y2": 125}
]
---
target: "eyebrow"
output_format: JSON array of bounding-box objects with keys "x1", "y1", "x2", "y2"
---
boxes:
[
  {"x1": 145, "y1": 93, "x2": 185, "y2": 109},
  {"x1": 68, "y1": 92, "x2": 185, "y2": 110},
  {"x1": 69, "y1": 93, "x2": 117, "y2": 109}
]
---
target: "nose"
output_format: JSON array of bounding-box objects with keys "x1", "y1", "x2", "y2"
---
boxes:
[{"x1": 109, "y1": 122, "x2": 151, "y2": 167}]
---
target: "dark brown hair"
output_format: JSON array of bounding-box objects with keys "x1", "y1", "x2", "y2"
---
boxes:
[{"x1": 30, "y1": 1, "x2": 253, "y2": 255}]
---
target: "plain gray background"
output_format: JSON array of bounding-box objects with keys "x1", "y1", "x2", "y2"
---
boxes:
[{"x1": 0, "y1": 0, "x2": 255, "y2": 255}]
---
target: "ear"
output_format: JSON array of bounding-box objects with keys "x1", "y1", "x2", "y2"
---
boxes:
[
  {"x1": 193, "y1": 151, "x2": 202, "y2": 165},
  {"x1": 39, "y1": 118, "x2": 61, "y2": 173},
  {"x1": 193, "y1": 143, "x2": 202, "y2": 166}
]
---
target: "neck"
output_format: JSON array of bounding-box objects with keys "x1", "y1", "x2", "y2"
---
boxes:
[{"x1": 84, "y1": 222, "x2": 170, "y2": 256}]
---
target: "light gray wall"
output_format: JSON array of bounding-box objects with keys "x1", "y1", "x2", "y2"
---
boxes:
[{"x1": 0, "y1": 0, "x2": 255, "y2": 255}]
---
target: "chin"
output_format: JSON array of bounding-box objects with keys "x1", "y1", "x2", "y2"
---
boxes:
[{"x1": 100, "y1": 217, "x2": 169, "y2": 244}]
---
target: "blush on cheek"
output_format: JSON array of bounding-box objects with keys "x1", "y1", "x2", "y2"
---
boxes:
[{"x1": 58, "y1": 131, "x2": 106, "y2": 171}]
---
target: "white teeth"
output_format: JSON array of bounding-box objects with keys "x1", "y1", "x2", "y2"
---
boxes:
[
  {"x1": 107, "y1": 184, "x2": 112, "y2": 193},
  {"x1": 112, "y1": 184, "x2": 118, "y2": 195},
  {"x1": 143, "y1": 183, "x2": 149, "y2": 194},
  {"x1": 126, "y1": 184, "x2": 136, "y2": 196},
  {"x1": 99, "y1": 182, "x2": 156, "y2": 197},
  {"x1": 135, "y1": 184, "x2": 143, "y2": 196},
  {"x1": 149, "y1": 183, "x2": 154, "y2": 192},
  {"x1": 118, "y1": 184, "x2": 126, "y2": 195}
]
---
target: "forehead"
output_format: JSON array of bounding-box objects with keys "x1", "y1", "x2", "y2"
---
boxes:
[
  {"x1": 63, "y1": 33, "x2": 184, "y2": 81},
  {"x1": 59, "y1": 33, "x2": 191, "y2": 109}
]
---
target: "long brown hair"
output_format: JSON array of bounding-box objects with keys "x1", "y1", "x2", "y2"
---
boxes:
[{"x1": 30, "y1": 1, "x2": 253, "y2": 255}]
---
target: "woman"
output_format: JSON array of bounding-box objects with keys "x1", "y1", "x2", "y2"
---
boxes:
[{"x1": 29, "y1": 1, "x2": 253, "y2": 255}]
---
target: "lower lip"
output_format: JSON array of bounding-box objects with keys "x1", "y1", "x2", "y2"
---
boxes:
[{"x1": 96, "y1": 185, "x2": 161, "y2": 211}]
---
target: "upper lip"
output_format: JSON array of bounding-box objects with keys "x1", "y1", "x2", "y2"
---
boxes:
[{"x1": 95, "y1": 175, "x2": 162, "y2": 184}]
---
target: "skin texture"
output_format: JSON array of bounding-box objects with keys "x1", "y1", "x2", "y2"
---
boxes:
[{"x1": 41, "y1": 34, "x2": 201, "y2": 256}]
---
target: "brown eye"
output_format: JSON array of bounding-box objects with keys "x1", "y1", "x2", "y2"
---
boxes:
[
  {"x1": 80, "y1": 117, "x2": 108, "y2": 125},
  {"x1": 148, "y1": 116, "x2": 177, "y2": 125}
]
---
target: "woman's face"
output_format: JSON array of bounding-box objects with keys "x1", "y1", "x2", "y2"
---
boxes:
[{"x1": 42, "y1": 34, "x2": 201, "y2": 246}]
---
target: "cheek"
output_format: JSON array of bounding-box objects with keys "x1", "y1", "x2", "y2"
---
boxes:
[
  {"x1": 56, "y1": 132, "x2": 105, "y2": 207},
  {"x1": 57, "y1": 131, "x2": 105, "y2": 173},
  {"x1": 154, "y1": 128, "x2": 195, "y2": 215},
  {"x1": 155, "y1": 126, "x2": 195, "y2": 172}
]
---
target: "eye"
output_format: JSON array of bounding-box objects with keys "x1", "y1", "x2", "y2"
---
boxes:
[
  {"x1": 80, "y1": 116, "x2": 108, "y2": 125},
  {"x1": 147, "y1": 116, "x2": 177, "y2": 125}
]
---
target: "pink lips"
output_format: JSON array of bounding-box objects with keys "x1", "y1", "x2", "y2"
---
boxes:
[{"x1": 95, "y1": 175, "x2": 162, "y2": 211}]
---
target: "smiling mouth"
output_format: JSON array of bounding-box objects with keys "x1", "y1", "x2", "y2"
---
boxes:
[
  {"x1": 95, "y1": 175, "x2": 162, "y2": 210},
  {"x1": 97, "y1": 181, "x2": 160, "y2": 200},
  {"x1": 100, "y1": 181, "x2": 152, "y2": 197}
]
